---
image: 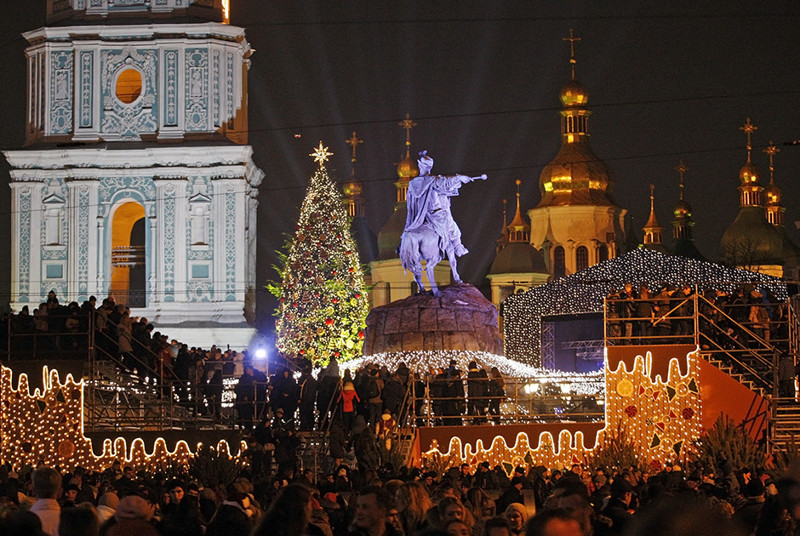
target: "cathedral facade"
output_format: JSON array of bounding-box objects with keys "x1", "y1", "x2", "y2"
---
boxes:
[{"x1": 4, "y1": 0, "x2": 263, "y2": 348}]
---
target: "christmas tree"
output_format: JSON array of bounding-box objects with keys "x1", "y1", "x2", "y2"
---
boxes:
[{"x1": 271, "y1": 142, "x2": 370, "y2": 366}]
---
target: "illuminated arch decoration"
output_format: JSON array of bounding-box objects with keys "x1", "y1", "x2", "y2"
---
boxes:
[
  {"x1": 423, "y1": 348, "x2": 702, "y2": 472},
  {"x1": 0, "y1": 365, "x2": 244, "y2": 471}
]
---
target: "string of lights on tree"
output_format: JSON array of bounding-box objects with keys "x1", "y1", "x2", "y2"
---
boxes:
[
  {"x1": 271, "y1": 142, "x2": 370, "y2": 366},
  {"x1": 503, "y1": 248, "x2": 786, "y2": 366}
]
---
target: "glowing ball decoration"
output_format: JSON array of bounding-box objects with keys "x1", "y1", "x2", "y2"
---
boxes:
[{"x1": 502, "y1": 248, "x2": 785, "y2": 367}]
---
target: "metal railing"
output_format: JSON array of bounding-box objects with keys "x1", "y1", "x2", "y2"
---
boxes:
[
  {"x1": 604, "y1": 291, "x2": 791, "y2": 395},
  {"x1": 412, "y1": 376, "x2": 604, "y2": 427}
]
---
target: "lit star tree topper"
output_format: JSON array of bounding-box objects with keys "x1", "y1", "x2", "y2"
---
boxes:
[{"x1": 270, "y1": 142, "x2": 370, "y2": 366}]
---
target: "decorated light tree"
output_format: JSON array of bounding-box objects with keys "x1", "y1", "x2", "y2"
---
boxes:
[{"x1": 271, "y1": 142, "x2": 370, "y2": 366}]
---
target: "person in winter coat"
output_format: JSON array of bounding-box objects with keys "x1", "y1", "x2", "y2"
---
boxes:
[
  {"x1": 488, "y1": 367, "x2": 505, "y2": 424},
  {"x1": 298, "y1": 368, "x2": 318, "y2": 431},
  {"x1": 527, "y1": 466, "x2": 552, "y2": 511},
  {"x1": 495, "y1": 477, "x2": 525, "y2": 514},
  {"x1": 466, "y1": 362, "x2": 488, "y2": 424},
  {"x1": 337, "y1": 381, "x2": 360, "y2": 435},
  {"x1": 205, "y1": 485, "x2": 256, "y2": 536},
  {"x1": 235, "y1": 366, "x2": 257, "y2": 429},
  {"x1": 271, "y1": 368, "x2": 298, "y2": 419},
  {"x1": 328, "y1": 420, "x2": 348, "y2": 468},
  {"x1": 382, "y1": 373, "x2": 405, "y2": 419},
  {"x1": 351, "y1": 415, "x2": 380, "y2": 475},
  {"x1": 443, "y1": 370, "x2": 466, "y2": 426},
  {"x1": 317, "y1": 361, "x2": 341, "y2": 428},
  {"x1": 274, "y1": 427, "x2": 301, "y2": 480},
  {"x1": 376, "y1": 409, "x2": 398, "y2": 451}
]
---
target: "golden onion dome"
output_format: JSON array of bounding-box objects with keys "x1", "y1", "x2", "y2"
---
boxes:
[
  {"x1": 342, "y1": 181, "x2": 362, "y2": 197},
  {"x1": 537, "y1": 141, "x2": 615, "y2": 207},
  {"x1": 560, "y1": 79, "x2": 589, "y2": 107},
  {"x1": 738, "y1": 162, "x2": 759, "y2": 184},
  {"x1": 673, "y1": 198, "x2": 692, "y2": 219},
  {"x1": 765, "y1": 181, "x2": 782, "y2": 205},
  {"x1": 396, "y1": 153, "x2": 419, "y2": 180}
]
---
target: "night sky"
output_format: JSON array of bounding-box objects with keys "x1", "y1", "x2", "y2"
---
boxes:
[{"x1": 1, "y1": 2, "x2": 800, "y2": 337}]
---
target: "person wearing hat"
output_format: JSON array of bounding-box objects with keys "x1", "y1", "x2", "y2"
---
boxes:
[
  {"x1": 602, "y1": 477, "x2": 634, "y2": 534},
  {"x1": 105, "y1": 494, "x2": 159, "y2": 536},
  {"x1": 61, "y1": 483, "x2": 80, "y2": 508},
  {"x1": 337, "y1": 380, "x2": 360, "y2": 435},
  {"x1": 376, "y1": 409, "x2": 398, "y2": 450},
  {"x1": 503, "y1": 502, "x2": 528, "y2": 536},
  {"x1": 205, "y1": 482, "x2": 256, "y2": 536},
  {"x1": 495, "y1": 475, "x2": 525, "y2": 514},
  {"x1": 732, "y1": 477, "x2": 766, "y2": 534},
  {"x1": 97, "y1": 492, "x2": 120, "y2": 524}
]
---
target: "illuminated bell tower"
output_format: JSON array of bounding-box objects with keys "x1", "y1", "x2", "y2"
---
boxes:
[
  {"x1": 342, "y1": 131, "x2": 378, "y2": 266},
  {"x1": 763, "y1": 142, "x2": 800, "y2": 278},
  {"x1": 719, "y1": 118, "x2": 784, "y2": 276},
  {"x1": 528, "y1": 29, "x2": 627, "y2": 278},
  {"x1": 4, "y1": 0, "x2": 263, "y2": 349},
  {"x1": 669, "y1": 161, "x2": 705, "y2": 260},
  {"x1": 487, "y1": 180, "x2": 549, "y2": 309},
  {"x1": 642, "y1": 185, "x2": 667, "y2": 253}
]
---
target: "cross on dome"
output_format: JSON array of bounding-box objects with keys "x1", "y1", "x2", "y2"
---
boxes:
[
  {"x1": 346, "y1": 131, "x2": 363, "y2": 162},
  {"x1": 739, "y1": 117, "x2": 758, "y2": 162},
  {"x1": 563, "y1": 28, "x2": 582, "y2": 79}
]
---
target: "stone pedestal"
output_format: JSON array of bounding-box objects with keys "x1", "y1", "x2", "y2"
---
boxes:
[{"x1": 363, "y1": 283, "x2": 502, "y2": 355}]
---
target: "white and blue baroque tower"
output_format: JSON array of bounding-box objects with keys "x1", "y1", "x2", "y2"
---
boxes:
[{"x1": 4, "y1": 0, "x2": 263, "y2": 349}]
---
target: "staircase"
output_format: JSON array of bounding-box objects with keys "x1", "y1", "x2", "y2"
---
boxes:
[
  {"x1": 85, "y1": 314, "x2": 219, "y2": 431},
  {"x1": 771, "y1": 398, "x2": 800, "y2": 452},
  {"x1": 87, "y1": 359, "x2": 202, "y2": 431},
  {"x1": 700, "y1": 354, "x2": 770, "y2": 398},
  {"x1": 297, "y1": 430, "x2": 331, "y2": 475},
  {"x1": 695, "y1": 293, "x2": 780, "y2": 397}
]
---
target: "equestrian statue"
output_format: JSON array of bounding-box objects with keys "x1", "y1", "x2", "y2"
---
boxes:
[{"x1": 399, "y1": 151, "x2": 487, "y2": 296}]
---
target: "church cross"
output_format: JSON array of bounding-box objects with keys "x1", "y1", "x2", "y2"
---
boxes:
[
  {"x1": 346, "y1": 131, "x2": 363, "y2": 162},
  {"x1": 399, "y1": 113, "x2": 417, "y2": 150},
  {"x1": 563, "y1": 28, "x2": 581, "y2": 78},
  {"x1": 764, "y1": 141, "x2": 779, "y2": 185},
  {"x1": 675, "y1": 160, "x2": 688, "y2": 200},
  {"x1": 739, "y1": 117, "x2": 758, "y2": 162}
]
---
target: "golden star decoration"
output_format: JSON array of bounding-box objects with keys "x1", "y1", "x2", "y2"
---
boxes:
[{"x1": 310, "y1": 142, "x2": 333, "y2": 166}]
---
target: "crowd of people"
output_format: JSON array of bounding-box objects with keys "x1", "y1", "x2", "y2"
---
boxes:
[
  {"x1": 605, "y1": 282, "x2": 790, "y2": 350},
  {"x1": 606, "y1": 282, "x2": 800, "y2": 397},
  {"x1": 2, "y1": 455, "x2": 799, "y2": 535},
  {"x1": 0, "y1": 292, "x2": 258, "y2": 417},
  {"x1": 232, "y1": 357, "x2": 512, "y2": 444}
]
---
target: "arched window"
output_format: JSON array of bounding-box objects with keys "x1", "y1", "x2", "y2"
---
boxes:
[
  {"x1": 553, "y1": 246, "x2": 566, "y2": 279},
  {"x1": 576, "y1": 246, "x2": 589, "y2": 271}
]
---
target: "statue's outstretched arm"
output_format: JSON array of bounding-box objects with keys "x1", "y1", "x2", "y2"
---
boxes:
[{"x1": 457, "y1": 173, "x2": 488, "y2": 183}]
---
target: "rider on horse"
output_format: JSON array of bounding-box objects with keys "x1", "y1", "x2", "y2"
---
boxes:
[{"x1": 399, "y1": 151, "x2": 487, "y2": 294}]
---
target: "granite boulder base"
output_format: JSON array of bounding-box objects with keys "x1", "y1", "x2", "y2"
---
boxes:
[{"x1": 363, "y1": 283, "x2": 502, "y2": 355}]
